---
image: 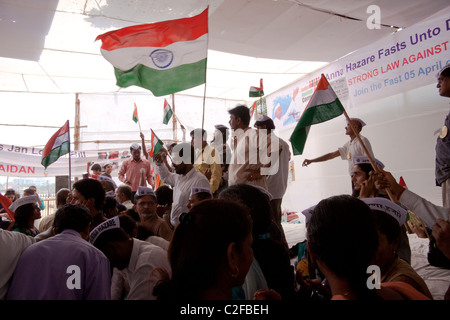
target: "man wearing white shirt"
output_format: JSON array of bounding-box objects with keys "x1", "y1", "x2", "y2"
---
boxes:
[
  {"x1": 154, "y1": 142, "x2": 211, "y2": 227},
  {"x1": 302, "y1": 118, "x2": 374, "y2": 191}
]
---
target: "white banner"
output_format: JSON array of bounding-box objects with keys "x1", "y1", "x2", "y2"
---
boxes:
[
  {"x1": 0, "y1": 143, "x2": 133, "y2": 177},
  {"x1": 266, "y1": 10, "x2": 450, "y2": 129}
]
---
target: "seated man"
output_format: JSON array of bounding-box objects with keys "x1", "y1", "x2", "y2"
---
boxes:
[
  {"x1": 187, "y1": 186, "x2": 212, "y2": 210},
  {"x1": 134, "y1": 186, "x2": 172, "y2": 241},
  {"x1": 7, "y1": 204, "x2": 111, "y2": 300},
  {"x1": 90, "y1": 216, "x2": 171, "y2": 300}
]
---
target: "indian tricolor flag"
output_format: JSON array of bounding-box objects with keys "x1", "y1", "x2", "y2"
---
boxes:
[
  {"x1": 132, "y1": 103, "x2": 139, "y2": 123},
  {"x1": 41, "y1": 120, "x2": 70, "y2": 169},
  {"x1": 96, "y1": 7, "x2": 208, "y2": 97},
  {"x1": 290, "y1": 74, "x2": 344, "y2": 155},
  {"x1": 149, "y1": 129, "x2": 163, "y2": 158},
  {"x1": 163, "y1": 99, "x2": 173, "y2": 125},
  {"x1": 249, "y1": 79, "x2": 264, "y2": 97}
]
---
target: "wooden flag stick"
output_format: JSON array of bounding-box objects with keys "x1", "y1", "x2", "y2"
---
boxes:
[{"x1": 342, "y1": 110, "x2": 396, "y2": 203}]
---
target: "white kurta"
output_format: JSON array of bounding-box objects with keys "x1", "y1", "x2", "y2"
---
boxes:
[
  {"x1": 156, "y1": 163, "x2": 210, "y2": 226},
  {"x1": 338, "y1": 135, "x2": 374, "y2": 175},
  {"x1": 125, "y1": 238, "x2": 171, "y2": 300}
]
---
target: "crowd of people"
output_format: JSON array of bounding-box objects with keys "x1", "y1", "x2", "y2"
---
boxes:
[{"x1": 0, "y1": 64, "x2": 449, "y2": 301}]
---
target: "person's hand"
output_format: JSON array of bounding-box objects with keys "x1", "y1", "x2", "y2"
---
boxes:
[
  {"x1": 302, "y1": 159, "x2": 312, "y2": 167},
  {"x1": 432, "y1": 219, "x2": 450, "y2": 259},
  {"x1": 153, "y1": 151, "x2": 165, "y2": 165},
  {"x1": 359, "y1": 174, "x2": 377, "y2": 198},
  {"x1": 140, "y1": 132, "x2": 145, "y2": 140},
  {"x1": 370, "y1": 166, "x2": 404, "y2": 199}
]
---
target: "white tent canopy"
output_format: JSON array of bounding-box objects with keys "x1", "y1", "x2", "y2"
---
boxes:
[
  {"x1": 1, "y1": 0, "x2": 449, "y2": 99},
  {"x1": 1, "y1": 0, "x2": 450, "y2": 213}
]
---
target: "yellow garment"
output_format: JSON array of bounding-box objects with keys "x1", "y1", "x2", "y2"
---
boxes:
[{"x1": 194, "y1": 144, "x2": 222, "y2": 193}]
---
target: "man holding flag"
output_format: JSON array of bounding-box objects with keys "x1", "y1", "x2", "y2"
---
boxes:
[
  {"x1": 118, "y1": 143, "x2": 154, "y2": 192},
  {"x1": 290, "y1": 74, "x2": 375, "y2": 189},
  {"x1": 302, "y1": 117, "x2": 375, "y2": 177}
]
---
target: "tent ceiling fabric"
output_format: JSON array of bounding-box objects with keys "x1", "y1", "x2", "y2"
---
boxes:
[{"x1": 0, "y1": 0, "x2": 448, "y2": 100}]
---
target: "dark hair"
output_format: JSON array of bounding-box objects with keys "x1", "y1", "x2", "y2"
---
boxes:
[
  {"x1": 5, "y1": 188, "x2": 15, "y2": 196},
  {"x1": 103, "y1": 196, "x2": 119, "y2": 216},
  {"x1": 155, "y1": 199, "x2": 252, "y2": 300},
  {"x1": 92, "y1": 227, "x2": 130, "y2": 252},
  {"x1": 117, "y1": 185, "x2": 133, "y2": 201},
  {"x1": 72, "y1": 178, "x2": 105, "y2": 210},
  {"x1": 228, "y1": 105, "x2": 251, "y2": 127},
  {"x1": 352, "y1": 163, "x2": 375, "y2": 197},
  {"x1": 23, "y1": 188, "x2": 35, "y2": 196},
  {"x1": 372, "y1": 210, "x2": 401, "y2": 244},
  {"x1": 91, "y1": 163, "x2": 101, "y2": 172},
  {"x1": 307, "y1": 195, "x2": 379, "y2": 299},
  {"x1": 194, "y1": 192, "x2": 212, "y2": 202},
  {"x1": 53, "y1": 203, "x2": 92, "y2": 234},
  {"x1": 218, "y1": 184, "x2": 295, "y2": 299},
  {"x1": 118, "y1": 214, "x2": 137, "y2": 237},
  {"x1": 56, "y1": 188, "x2": 70, "y2": 207},
  {"x1": 441, "y1": 67, "x2": 450, "y2": 78},
  {"x1": 10, "y1": 203, "x2": 36, "y2": 230},
  {"x1": 190, "y1": 128, "x2": 207, "y2": 141},
  {"x1": 155, "y1": 185, "x2": 173, "y2": 206},
  {"x1": 219, "y1": 184, "x2": 271, "y2": 236}
]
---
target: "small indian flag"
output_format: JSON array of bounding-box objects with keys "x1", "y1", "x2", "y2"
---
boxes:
[
  {"x1": 41, "y1": 120, "x2": 70, "y2": 169},
  {"x1": 249, "y1": 79, "x2": 264, "y2": 97},
  {"x1": 149, "y1": 129, "x2": 163, "y2": 158},
  {"x1": 132, "y1": 103, "x2": 139, "y2": 123},
  {"x1": 96, "y1": 7, "x2": 208, "y2": 97},
  {"x1": 290, "y1": 74, "x2": 344, "y2": 155},
  {"x1": 163, "y1": 99, "x2": 173, "y2": 125}
]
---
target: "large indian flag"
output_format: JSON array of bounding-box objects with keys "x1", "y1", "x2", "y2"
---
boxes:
[
  {"x1": 290, "y1": 74, "x2": 344, "y2": 155},
  {"x1": 41, "y1": 120, "x2": 70, "y2": 169},
  {"x1": 96, "y1": 8, "x2": 208, "y2": 97}
]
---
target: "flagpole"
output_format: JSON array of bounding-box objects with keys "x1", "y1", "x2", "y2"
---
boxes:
[
  {"x1": 68, "y1": 120, "x2": 72, "y2": 189},
  {"x1": 172, "y1": 93, "x2": 177, "y2": 142},
  {"x1": 342, "y1": 110, "x2": 396, "y2": 202}
]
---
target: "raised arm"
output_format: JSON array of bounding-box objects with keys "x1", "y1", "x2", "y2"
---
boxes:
[{"x1": 302, "y1": 150, "x2": 340, "y2": 167}]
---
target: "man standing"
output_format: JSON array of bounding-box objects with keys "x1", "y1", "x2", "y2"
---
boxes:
[
  {"x1": 254, "y1": 115, "x2": 291, "y2": 227},
  {"x1": 302, "y1": 118, "x2": 374, "y2": 189},
  {"x1": 228, "y1": 105, "x2": 267, "y2": 189},
  {"x1": 435, "y1": 63, "x2": 450, "y2": 207},
  {"x1": 7, "y1": 204, "x2": 111, "y2": 300},
  {"x1": 118, "y1": 143, "x2": 154, "y2": 192},
  {"x1": 190, "y1": 128, "x2": 222, "y2": 194},
  {"x1": 154, "y1": 142, "x2": 210, "y2": 227}
]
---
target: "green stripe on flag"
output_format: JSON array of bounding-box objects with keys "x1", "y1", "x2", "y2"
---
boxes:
[
  {"x1": 114, "y1": 59, "x2": 207, "y2": 97},
  {"x1": 290, "y1": 99, "x2": 344, "y2": 155},
  {"x1": 41, "y1": 141, "x2": 70, "y2": 169}
]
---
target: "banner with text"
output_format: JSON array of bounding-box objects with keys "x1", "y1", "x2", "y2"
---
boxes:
[
  {"x1": 266, "y1": 10, "x2": 450, "y2": 129},
  {"x1": 0, "y1": 143, "x2": 133, "y2": 177}
]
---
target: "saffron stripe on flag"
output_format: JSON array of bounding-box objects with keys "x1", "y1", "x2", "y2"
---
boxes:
[
  {"x1": 100, "y1": 34, "x2": 208, "y2": 72},
  {"x1": 96, "y1": 7, "x2": 208, "y2": 50}
]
